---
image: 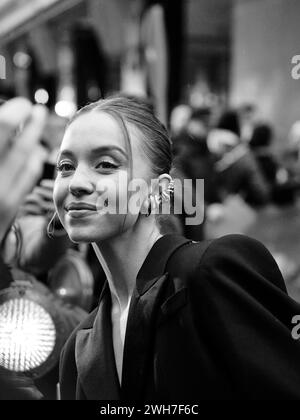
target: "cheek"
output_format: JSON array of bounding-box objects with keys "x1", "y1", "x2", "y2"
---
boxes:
[
  {"x1": 95, "y1": 170, "x2": 131, "y2": 212},
  {"x1": 53, "y1": 177, "x2": 67, "y2": 214}
]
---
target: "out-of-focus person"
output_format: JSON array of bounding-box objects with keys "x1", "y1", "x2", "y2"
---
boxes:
[
  {"x1": 0, "y1": 97, "x2": 48, "y2": 400},
  {"x1": 288, "y1": 120, "x2": 300, "y2": 154},
  {"x1": 173, "y1": 130, "x2": 220, "y2": 206},
  {"x1": 249, "y1": 124, "x2": 277, "y2": 184},
  {"x1": 0, "y1": 99, "x2": 87, "y2": 399},
  {"x1": 0, "y1": 98, "x2": 48, "y2": 242},
  {"x1": 238, "y1": 103, "x2": 258, "y2": 142},
  {"x1": 208, "y1": 110, "x2": 271, "y2": 208},
  {"x1": 249, "y1": 123, "x2": 299, "y2": 205},
  {"x1": 217, "y1": 109, "x2": 241, "y2": 138},
  {"x1": 169, "y1": 104, "x2": 191, "y2": 137},
  {"x1": 172, "y1": 129, "x2": 220, "y2": 241},
  {"x1": 186, "y1": 107, "x2": 212, "y2": 138}
]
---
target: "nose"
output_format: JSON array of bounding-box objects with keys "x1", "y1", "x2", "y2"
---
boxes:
[{"x1": 68, "y1": 165, "x2": 94, "y2": 197}]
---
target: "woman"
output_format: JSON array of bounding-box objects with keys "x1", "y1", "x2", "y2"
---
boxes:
[{"x1": 56, "y1": 96, "x2": 300, "y2": 400}]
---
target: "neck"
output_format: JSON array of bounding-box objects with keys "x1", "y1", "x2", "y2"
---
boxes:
[{"x1": 92, "y1": 218, "x2": 162, "y2": 311}]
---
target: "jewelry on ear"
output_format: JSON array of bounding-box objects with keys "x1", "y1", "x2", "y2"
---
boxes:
[
  {"x1": 47, "y1": 212, "x2": 56, "y2": 238},
  {"x1": 47, "y1": 212, "x2": 66, "y2": 238},
  {"x1": 157, "y1": 179, "x2": 174, "y2": 204},
  {"x1": 145, "y1": 178, "x2": 174, "y2": 216},
  {"x1": 160, "y1": 191, "x2": 170, "y2": 202},
  {"x1": 167, "y1": 180, "x2": 174, "y2": 196}
]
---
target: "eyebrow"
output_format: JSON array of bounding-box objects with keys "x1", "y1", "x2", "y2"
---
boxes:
[{"x1": 57, "y1": 146, "x2": 128, "y2": 161}]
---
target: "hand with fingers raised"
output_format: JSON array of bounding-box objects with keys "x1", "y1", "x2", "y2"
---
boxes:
[
  {"x1": 20, "y1": 179, "x2": 55, "y2": 218},
  {"x1": 0, "y1": 98, "x2": 48, "y2": 242}
]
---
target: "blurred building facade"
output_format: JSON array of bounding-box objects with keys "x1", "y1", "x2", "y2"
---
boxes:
[
  {"x1": 230, "y1": 0, "x2": 300, "y2": 148},
  {"x1": 3, "y1": 0, "x2": 300, "y2": 149},
  {"x1": 0, "y1": 0, "x2": 231, "y2": 119}
]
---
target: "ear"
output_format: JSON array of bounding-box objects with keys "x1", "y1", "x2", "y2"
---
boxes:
[
  {"x1": 139, "y1": 174, "x2": 172, "y2": 216},
  {"x1": 158, "y1": 173, "x2": 172, "y2": 197}
]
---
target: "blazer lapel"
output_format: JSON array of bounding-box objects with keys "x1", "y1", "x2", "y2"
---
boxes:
[
  {"x1": 75, "y1": 234, "x2": 192, "y2": 401},
  {"x1": 121, "y1": 235, "x2": 192, "y2": 401},
  {"x1": 75, "y1": 283, "x2": 121, "y2": 400}
]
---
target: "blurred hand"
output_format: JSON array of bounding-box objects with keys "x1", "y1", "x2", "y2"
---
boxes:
[
  {"x1": 20, "y1": 179, "x2": 55, "y2": 217},
  {"x1": 0, "y1": 98, "x2": 48, "y2": 242}
]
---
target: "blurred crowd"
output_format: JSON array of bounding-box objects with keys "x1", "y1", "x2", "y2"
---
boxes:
[{"x1": 171, "y1": 101, "x2": 300, "y2": 218}]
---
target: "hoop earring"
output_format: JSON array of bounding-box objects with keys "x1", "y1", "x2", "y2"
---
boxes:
[
  {"x1": 47, "y1": 213, "x2": 56, "y2": 238},
  {"x1": 47, "y1": 212, "x2": 66, "y2": 238}
]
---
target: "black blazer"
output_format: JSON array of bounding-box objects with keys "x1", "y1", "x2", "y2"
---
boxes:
[{"x1": 59, "y1": 234, "x2": 300, "y2": 400}]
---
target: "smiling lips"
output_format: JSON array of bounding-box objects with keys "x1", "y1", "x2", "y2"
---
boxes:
[
  {"x1": 65, "y1": 202, "x2": 97, "y2": 212},
  {"x1": 65, "y1": 202, "x2": 97, "y2": 219}
]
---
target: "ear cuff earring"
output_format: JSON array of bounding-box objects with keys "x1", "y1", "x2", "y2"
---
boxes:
[
  {"x1": 145, "y1": 180, "x2": 174, "y2": 217},
  {"x1": 47, "y1": 212, "x2": 66, "y2": 238},
  {"x1": 158, "y1": 180, "x2": 175, "y2": 204}
]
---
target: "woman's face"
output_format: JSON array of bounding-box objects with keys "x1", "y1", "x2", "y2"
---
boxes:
[{"x1": 53, "y1": 111, "x2": 151, "y2": 243}]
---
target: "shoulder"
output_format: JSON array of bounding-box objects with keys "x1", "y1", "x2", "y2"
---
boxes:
[
  {"x1": 172, "y1": 233, "x2": 269, "y2": 266},
  {"x1": 172, "y1": 234, "x2": 286, "y2": 293},
  {"x1": 199, "y1": 233, "x2": 276, "y2": 264},
  {"x1": 180, "y1": 236, "x2": 300, "y2": 399},
  {"x1": 202, "y1": 235, "x2": 284, "y2": 284}
]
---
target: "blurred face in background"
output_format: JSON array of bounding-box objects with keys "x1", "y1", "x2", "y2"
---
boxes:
[
  {"x1": 187, "y1": 118, "x2": 207, "y2": 138},
  {"x1": 53, "y1": 111, "x2": 152, "y2": 243},
  {"x1": 169, "y1": 105, "x2": 191, "y2": 136}
]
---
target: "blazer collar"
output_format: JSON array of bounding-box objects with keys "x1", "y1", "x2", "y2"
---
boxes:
[
  {"x1": 121, "y1": 234, "x2": 192, "y2": 401},
  {"x1": 75, "y1": 234, "x2": 192, "y2": 401},
  {"x1": 135, "y1": 234, "x2": 192, "y2": 296},
  {"x1": 75, "y1": 283, "x2": 121, "y2": 400}
]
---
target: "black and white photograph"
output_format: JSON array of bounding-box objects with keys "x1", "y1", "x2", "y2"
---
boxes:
[{"x1": 1, "y1": 0, "x2": 300, "y2": 407}]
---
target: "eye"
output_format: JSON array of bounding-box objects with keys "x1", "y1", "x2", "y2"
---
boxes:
[
  {"x1": 56, "y1": 161, "x2": 75, "y2": 174},
  {"x1": 96, "y1": 161, "x2": 118, "y2": 171}
]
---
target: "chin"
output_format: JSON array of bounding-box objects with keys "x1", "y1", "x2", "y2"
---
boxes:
[
  {"x1": 66, "y1": 225, "x2": 118, "y2": 243},
  {"x1": 63, "y1": 213, "x2": 129, "y2": 243}
]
